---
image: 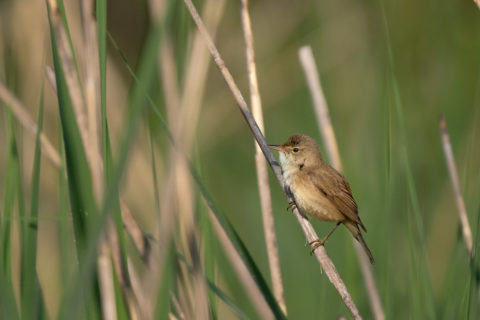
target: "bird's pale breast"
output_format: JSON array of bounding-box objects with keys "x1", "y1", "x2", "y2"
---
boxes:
[{"x1": 282, "y1": 169, "x2": 343, "y2": 222}]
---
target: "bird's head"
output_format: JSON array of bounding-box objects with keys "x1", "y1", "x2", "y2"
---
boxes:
[{"x1": 268, "y1": 134, "x2": 323, "y2": 171}]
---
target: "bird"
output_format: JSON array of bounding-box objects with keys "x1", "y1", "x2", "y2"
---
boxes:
[{"x1": 269, "y1": 134, "x2": 374, "y2": 264}]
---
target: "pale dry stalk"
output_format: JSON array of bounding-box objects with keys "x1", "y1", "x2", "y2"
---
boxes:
[
  {"x1": 80, "y1": 0, "x2": 102, "y2": 200},
  {"x1": 240, "y1": 0, "x2": 286, "y2": 315},
  {"x1": 107, "y1": 221, "x2": 140, "y2": 320},
  {"x1": 298, "y1": 47, "x2": 342, "y2": 172},
  {"x1": 0, "y1": 81, "x2": 61, "y2": 167},
  {"x1": 171, "y1": 292, "x2": 187, "y2": 320},
  {"x1": 208, "y1": 209, "x2": 274, "y2": 320},
  {"x1": 439, "y1": 115, "x2": 473, "y2": 255},
  {"x1": 97, "y1": 234, "x2": 117, "y2": 320},
  {"x1": 183, "y1": 0, "x2": 361, "y2": 318},
  {"x1": 299, "y1": 45, "x2": 384, "y2": 320},
  {"x1": 128, "y1": 258, "x2": 148, "y2": 320}
]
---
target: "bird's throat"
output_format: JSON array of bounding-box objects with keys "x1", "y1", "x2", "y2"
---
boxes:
[{"x1": 279, "y1": 153, "x2": 297, "y2": 188}]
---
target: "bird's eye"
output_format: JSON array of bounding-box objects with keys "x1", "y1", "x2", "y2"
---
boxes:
[{"x1": 293, "y1": 147, "x2": 299, "y2": 153}]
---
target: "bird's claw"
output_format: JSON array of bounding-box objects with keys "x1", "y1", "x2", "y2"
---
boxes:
[
  {"x1": 309, "y1": 238, "x2": 326, "y2": 255},
  {"x1": 286, "y1": 201, "x2": 297, "y2": 211}
]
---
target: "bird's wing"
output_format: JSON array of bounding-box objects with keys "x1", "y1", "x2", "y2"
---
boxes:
[{"x1": 307, "y1": 166, "x2": 366, "y2": 231}]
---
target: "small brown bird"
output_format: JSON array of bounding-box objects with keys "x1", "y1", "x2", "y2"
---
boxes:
[{"x1": 269, "y1": 134, "x2": 374, "y2": 264}]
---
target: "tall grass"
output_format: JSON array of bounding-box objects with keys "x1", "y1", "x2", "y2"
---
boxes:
[{"x1": 0, "y1": 0, "x2": 479, "y2": 319}]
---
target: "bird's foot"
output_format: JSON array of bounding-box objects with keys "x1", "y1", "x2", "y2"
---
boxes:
[
  {"x1": 309, "y1": 237, "x2": 327, "y2": 255},
  {"x1": 286, "y1": 201, "x2": 297, "y2": 211}
]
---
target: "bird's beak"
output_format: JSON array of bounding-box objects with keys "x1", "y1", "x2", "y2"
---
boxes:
[{"x1": 268, "y1": 145, "x2": 286, "y2": 153}]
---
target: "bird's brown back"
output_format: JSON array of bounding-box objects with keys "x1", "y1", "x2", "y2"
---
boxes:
[{"x1": 305, "y1": 162, "x2": 366, "y2": 231}]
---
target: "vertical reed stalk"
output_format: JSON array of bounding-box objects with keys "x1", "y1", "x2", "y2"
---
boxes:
[
  {"x1": 298, "y1": 45, "x2": 385, "y2": 320},
  {"x1": 439, "y1": 115, "x2": 473, "y2": 255},
  {"x1": 240, "y1": 0, "x2": 286, "y2": 314}
]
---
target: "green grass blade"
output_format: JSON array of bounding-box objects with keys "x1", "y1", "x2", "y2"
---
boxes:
[
  {"x1": 198, "y1": 184, "x2": 217, "y2": 318},
  {"x1": 381, "y1": 3, "x2": 436, "y2": 318},
  {"x1": 48, "y1": 10, "x2": 96, "y2": 252},
  {"x1": 112, "y1": 264, "x2": 129, "y2": 320},
  {"x1": 47, "y1": 3, "x2": 100, "y2": 318},
  {"x1": 0, "y1": 111, "x2": 20, "y2": 320},
  {"x1": 97, "y1": 0, "x2": 107, "y2": 122},
  {"x1": 57, "y1": 130, "x2": 73, "y2": 289},
  {"x1": 54, "y1": 0, "x2": 84, "y2": 101},
  {"x1": 154, "y1": 246, "x2": 175, "y2": 320},
  {"x1": 468, "y1": 204, "x2": 480, "y2": 319},
  {"x1": 148, "y1": 127, "x2": 161, "y2": 214},
  {"x1": 20, "y1": 83, "x2": 48, "y2": 320}
]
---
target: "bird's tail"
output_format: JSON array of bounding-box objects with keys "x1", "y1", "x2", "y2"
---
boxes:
[{"x1": 344, "y1": 220, "x2": 375, "y2": 265}]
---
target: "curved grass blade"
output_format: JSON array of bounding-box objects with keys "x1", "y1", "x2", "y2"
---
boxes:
[
  {"x1": 467, "y1": 204, "x2": 480, "y2": 319},
  {"x1": 381, "y1": 4, "x2": 436, "y2": 318},
  {"x1": 20, "y1": 83, "x2": 49, "y2": 320},
  {"x1": 47, "y1": 5, "x2": 96, "y2": 252},
  {"x1": 47, "y1": 3, "x2": 100, "y2": 318},
  {"x1": 0, "y1": 111, "x2": 20, "y2": 320}
]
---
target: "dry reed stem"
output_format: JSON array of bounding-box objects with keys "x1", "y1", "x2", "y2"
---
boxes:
[
  {"x1": 298, "y1": 47, "x2": 342, "y2": 172},
  {"x1": 439, "y1": 115, "x2": 473, "y2": 255},
  {"x1": 168, "y1": 313, "x2": 179, "y2": 320},
  {"x1": 475, "y1": 0, "x2": 480, "y2": 11},
  {"x1": 0, "y1": 81, "x2": 61, "y2": 167},
  {"x1": 80, "y1": 0, "x2": 103, "y2": 201},
  {"x1": 119, "y1": 199, "x2": 151, "y2": 261},
  {"x1": 208, "y1": 209, "x2": 274, "y2": 320},
  {"x1": 97, "y1": 236, "x2": 117, "y2": 320},
  {"x1": 128, "y1": 258, "x2": 147, "y2": 320},
  {"x1": 177, "y1": 275, "x2": 193, "y2": 319},
  {"x1": 176, "y1": 0, "x2": 225, "y2": 153},
  {"x1": 299, "y1": 45, "x2": 384, "y2": 320},
  {"x1": 171, "y1": 292, "x2": 187, "y2": 320},
  {"x1": 240, "y1": 0, "x2": 286, "y2": 315},
  {"x1": 107, "y1": 221, "x2": 140, "y2": 319},
  {"x1": 183, "y1": 0, "x2": 361, "y2": 318}
]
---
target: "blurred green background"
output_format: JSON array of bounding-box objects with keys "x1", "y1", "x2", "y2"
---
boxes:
[{"x1": 1, "y1": 0, "x2": 480, "y2": 319}]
